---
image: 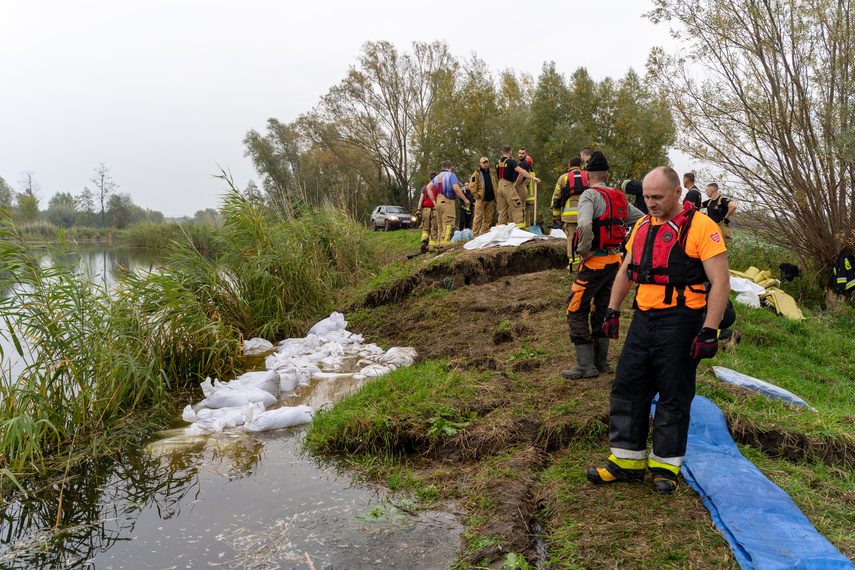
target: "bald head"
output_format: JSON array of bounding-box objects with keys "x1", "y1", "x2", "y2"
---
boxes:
[{"x1": 642, "y1": 166, "x2": 683, "y2": 221}]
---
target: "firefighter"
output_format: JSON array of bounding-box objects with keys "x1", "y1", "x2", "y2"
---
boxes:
[
  {"x1": 551, "y1": 156, "x2": 588, "y2": 269},
  {"x1": 589, "y1": 166, "x2": 730, "y2": 495},
  {"x1": 562, "y1": 151, "x2": 644, "y2": 379},
  {"x1": 516, "y1": 149, "x2": 535, "y2": 227},
  {"x1": 426, "y1": 162, "x2": 470, "y2": 253},
  {"x1": 496, "y1": 145, "x2": 540, "y2": 228},
  {"x1": 469, "y1": 158, "x2": 497, "y2": 237},
  {"x1": 416, "y1": 171, "x2": 438, "y2": 253}
]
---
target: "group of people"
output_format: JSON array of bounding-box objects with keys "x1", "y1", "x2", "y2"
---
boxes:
[
  {"x1": 416, "y1": 147, "x2": 739, "y2": 496},
  {"x1": 416, "y1": 147, "x2": 540, "y2": 254}
]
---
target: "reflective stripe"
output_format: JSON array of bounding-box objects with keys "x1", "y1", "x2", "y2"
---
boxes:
[
  {"x1": 610, "y1": 448, "x2": 647, "y2": 461},
  {"x1": 608, "y1": 453, "x2": 646, "y2": 470},
  {"x1": 562, "y1": 207, "x2": 578, "y2": 215},
  {"x1": 649, "y1": 452, "x2": 683, "y2": 470}
]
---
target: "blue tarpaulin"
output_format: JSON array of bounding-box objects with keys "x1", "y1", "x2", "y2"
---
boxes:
[{"x1": 681, "y1": 396, "x2": 853, "y2": 569}]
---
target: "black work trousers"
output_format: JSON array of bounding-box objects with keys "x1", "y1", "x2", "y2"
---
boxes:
[
  {"x1": 608, "y1": 305, "x2": 704, "y2": 462},
  {"x1": 566, "y1": 259, "x2": 620, "y2": 344}
]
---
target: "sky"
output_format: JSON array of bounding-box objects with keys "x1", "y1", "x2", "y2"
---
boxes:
[{"x1": 1, "y1": 0, "x2": 688, "y2": 218}]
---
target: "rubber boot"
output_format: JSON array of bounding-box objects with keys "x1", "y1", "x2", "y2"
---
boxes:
[
  {"x1": 587, "y1": 459, "x2": 645, "y2": 484},
  {"x1": 593, "y1": 338, "x2": 612, "y2": 374},
  {"x1": 649, "y1": 467, "x2": 678, "y2": 495},
  {"x1": 561, "y1": 343, "x2": 598, "y2": 379},
  {"x1": 420, "y1": 239, "x2": 428, "y2": 254}
]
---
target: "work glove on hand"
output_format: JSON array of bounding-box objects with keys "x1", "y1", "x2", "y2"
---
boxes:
[
  {"x1": 690, "y1": 327, "x2": 719, "y2": 360},
  {"x1": 603, "y1": 308, "x2": 621, "y2": 339}
]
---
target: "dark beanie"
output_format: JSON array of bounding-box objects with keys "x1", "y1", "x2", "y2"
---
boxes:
[{"x1": 586, "y1": 151, "x2": 609, "y2": 171}]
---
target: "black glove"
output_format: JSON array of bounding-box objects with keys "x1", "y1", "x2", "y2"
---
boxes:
[
  {"x1": 603, "y1": 308, "x2": 621, "y2": 339},
  {"x1": 690, "y1": 327, "x2": 719, "y2": 360}
]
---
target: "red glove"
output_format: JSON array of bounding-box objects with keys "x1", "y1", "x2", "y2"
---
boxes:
[
  {"x1": 603, "y1": 308, "x2": 621, "y2": 339},
  {"x1": 690, "y1": 327, "x2": 719, "y2": 360}
]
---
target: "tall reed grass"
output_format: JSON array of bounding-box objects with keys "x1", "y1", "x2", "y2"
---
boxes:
[{"x1": 0, "y1": 181, "x2": 373, "y2": 471}]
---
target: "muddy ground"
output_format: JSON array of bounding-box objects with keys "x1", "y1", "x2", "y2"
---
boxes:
[{"x1": 336, "y1": 239, "x2": 853, "y2": 568}]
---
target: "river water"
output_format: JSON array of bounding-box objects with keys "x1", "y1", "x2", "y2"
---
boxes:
[{"x1": 0, "y1": 247, "x2": 463, "y2": 569}]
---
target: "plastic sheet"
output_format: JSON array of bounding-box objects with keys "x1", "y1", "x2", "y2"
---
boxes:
[
  {"x1": 713, "y1": 366, "x2": 814, "y2": 409},
  {"x1": 681, "y1": 396, "x2": 852, "y2": 569}
]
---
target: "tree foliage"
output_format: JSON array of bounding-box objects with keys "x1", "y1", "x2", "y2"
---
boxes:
[
  {"x1": 245, "y1": 42, "x2": 676, "y2": 220},
  {"x1": 647, "y1": 0, "x2": 855, "y2": 272},
  {"x1": 91, "y1": 163, "x2": 117, "y2": 228}
]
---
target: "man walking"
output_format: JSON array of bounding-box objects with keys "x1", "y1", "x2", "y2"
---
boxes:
[
  {"x1": 561, "y1": 151, "x2": 643, "y2": 379},
  {"x1": 589, "y1": 166, "x2": 729, "y2": 495},
  {"x1": 426, "y1": 162, "x2": 470, "y2": 253},
  {"x1": 702, "y1": 183, "x2": 737, "y2": 245},
  {"x1": 469, "y1": 158, "x2": 497, "y2": 237},
  {"x1": 496, "y1": 145, "x2": 540, "y2": 228}
]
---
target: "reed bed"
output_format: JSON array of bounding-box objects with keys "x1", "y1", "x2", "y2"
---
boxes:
[{"x1": 0, "y1": 188, "x2": 372, "y2": 472}]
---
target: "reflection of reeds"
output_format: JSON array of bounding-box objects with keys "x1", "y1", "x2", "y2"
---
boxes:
[{"x1": 0, "y1": 187, "x2": 371, "y2": 471}]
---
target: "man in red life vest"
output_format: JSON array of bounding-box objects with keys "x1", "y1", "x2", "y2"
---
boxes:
[
  {"x1": 561, "y1": 151, "x2": 643, "y2": 379},
  {"x1": 589, "y1": 166, "x2": 730, "y2": 495}
]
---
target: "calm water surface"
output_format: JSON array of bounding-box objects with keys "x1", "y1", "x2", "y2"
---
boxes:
[{"x1": 0, "y1": 247, "x2": 463, "y2": 569}]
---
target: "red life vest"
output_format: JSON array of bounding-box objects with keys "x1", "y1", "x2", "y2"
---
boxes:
[
  {"x1": 563, "y1": 170, "x2": 588, "y2": 197},
  {"x1": 421, "y1": 185, "x2": 435, "y2": 209},
  {"x1": 590, "y1": 186, "x2": 628, "y2": 249},
  {"x1": 627, "y1": 201, "x2": 708, "y2": 305}
]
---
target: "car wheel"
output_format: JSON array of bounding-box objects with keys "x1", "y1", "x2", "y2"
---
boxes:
[
  {"x1": 384, "y1": 220, "x2": 391, "y2": 232},
  {"x1": 372, "y1": 222, "x2": 378, "y2": 232}
]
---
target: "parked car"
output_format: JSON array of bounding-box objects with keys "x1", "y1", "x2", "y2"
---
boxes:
[{"x1": 370, "y1": 205, "x2": 417, "y2": 231}]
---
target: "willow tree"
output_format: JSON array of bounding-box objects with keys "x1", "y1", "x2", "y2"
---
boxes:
[{"x1": 647, "y1": 0, "x2": 855, "y2": 272}]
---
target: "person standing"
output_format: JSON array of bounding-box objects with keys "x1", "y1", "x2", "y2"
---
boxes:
[
  {"x1": 470, "y1": 157, "x2": 497, "y2": 237},
  {"x1": 496, "y1": 145, "x2": 540, "y2": 228},
  {"x1": 590, "y1": 166, "x2": 729, "y2": 495},
  {"x1": 683, "y1": 173, "x2": 702, "y2": 209},
  {"x1": 515, "y1": 149, "x2": 535, "y2": 227},
  {"x1": 702, "y1": 183, "x2": 737, "y2": 245},
  {"x1": 426, "y1": 162, "x2": 470, "y2": 253},
  {"x1": 551, "y1": 156, "x2": 588, "y2": 268},
  {"x1": 458, "y1": 182, "x2": 476, "y2": 231},
  {"x1": 415, "y1": 172, "x2": 438, "y2": 253},
  {"x1": 561, "y1": 151, "x2": 643, "y2": 379}
]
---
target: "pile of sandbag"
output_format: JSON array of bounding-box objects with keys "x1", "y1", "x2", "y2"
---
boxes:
[
  {"x1": 730, "y1": 266, "x2": 805, "y2": 320},
  {"x1": 182, "y1": 312, "x2": 416, "y2": 434}
]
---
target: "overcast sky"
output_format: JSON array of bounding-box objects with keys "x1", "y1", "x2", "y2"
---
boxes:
[{"x1": 1, "y1": 0, "x2": 688, "y2": 217}]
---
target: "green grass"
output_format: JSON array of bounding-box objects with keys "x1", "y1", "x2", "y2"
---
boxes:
[{"x1": 304, "y1": 360, "x2": 479, "y2": 456}]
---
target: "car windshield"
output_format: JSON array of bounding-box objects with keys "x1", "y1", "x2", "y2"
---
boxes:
[{"x1": 387, "y1": 207, "x2": 407, "y2": 214}]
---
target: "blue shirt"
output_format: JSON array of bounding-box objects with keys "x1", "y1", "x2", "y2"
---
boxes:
[{"x1": 431, "y1": 170, "x2": 459, "y2": 200}]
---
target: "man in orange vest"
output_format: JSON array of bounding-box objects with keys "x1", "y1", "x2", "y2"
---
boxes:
[{"x1": 589, "y1": 166, "x2": 730, "y2": 495}]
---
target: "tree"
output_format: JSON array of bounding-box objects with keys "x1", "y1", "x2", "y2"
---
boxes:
[
  {"x1": 106, "y1": 193, "x2": 143, "y2": 229},
  {"x1": 91, "y1": 163, "x2": 118, "y2": 228},
  {"x1": 46, "y1": 192, "x2": 77, "y2": 227},
  {"x1": 528, "y1": 62, "x2": 573, "y2": 190},
  {"x1": 307, "y1": 40, "x2": 457, "y2": 206},
  {"x1": 243, "y1": 119, "x2": 303, "y2": 208},
  {"x1": 75, "y1": 187, "x2": 97, "y2": 227},
  {"x1": 647, "y1": 0, "x2": 855, "y2": 272},
  {"x1": 16, "y1": 171, "x2": 41, "y2": 221},
  {"x1": 0, "y1": 175, "x2": 13, "y2": 207}
]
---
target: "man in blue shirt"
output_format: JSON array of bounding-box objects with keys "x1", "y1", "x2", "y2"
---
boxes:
[{"x1": 426, "y1": 161, "x2": 471, "y2": 253}]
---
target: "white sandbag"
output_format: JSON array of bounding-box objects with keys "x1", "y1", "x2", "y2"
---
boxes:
[
  {"x1": 244, "y1": 405, "x2": 315, "y2": 431},
  {"x1": 182, "y1": 404, "x2": 196, "y2": 423},
  {"x1": 200, "y1": 377, "x2": 216, "y2": 398},
  {"x1": 379, "y1": 347, "x2": 417, "y2": 368},
  {"x1": 308, "y1": 312, "x2": 347, "y2": 336},
  {"x1": 549, "y1": 228, "x2": 567, "y2": 239},
  {"x1": 193, "y1": 406, "x2": 255, "y2": 431},
  {"x1": 463, "y1": 223, "x2": 536, "y2": 250},
  {"x1": 354, "y1": 364, "x2": 392, "y2": 379},
  {"x1": 233, "y1": 370, "x2": 280, "y2": 397},
  {"x1": 277, "y1": 367, "x2": 300, "y2": 392},
  {"x1": 243, "y1": 337, "x2": 274, "y2": 355},
  {"x1": 735, "y1": 291, "x2": 761, "y2": 308},
  {"x1": 206, "y1": 385, "x2": 277, "y2": 409},
  {"x1": 730, "y1": 276, "x2": 766, "y2": 296}
]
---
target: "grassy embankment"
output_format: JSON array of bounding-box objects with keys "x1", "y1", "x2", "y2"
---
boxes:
[
  {"x1": 0, "y1": 192, "x2": 374, "y2": 490},
  {"x1": 305, "y1": 228, "x2": 855, "y2": 569}
]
